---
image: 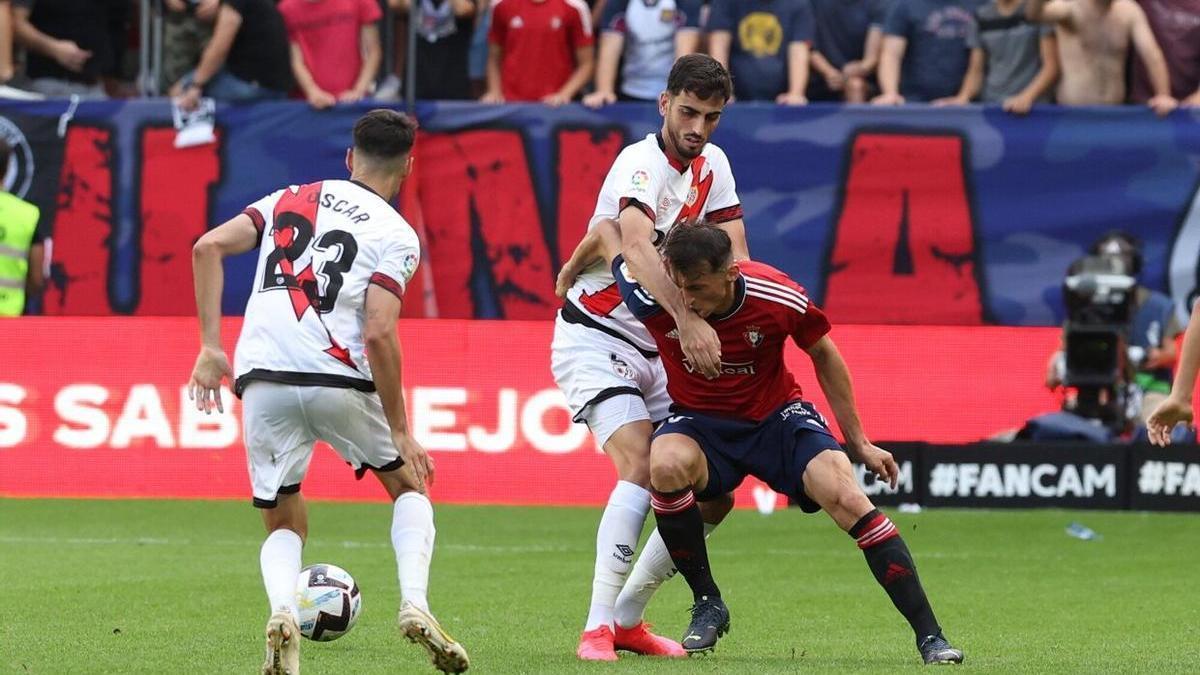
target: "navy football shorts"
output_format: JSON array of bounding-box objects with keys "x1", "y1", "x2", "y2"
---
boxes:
[{"x1": 653, "y1": 400, "x2": 845, "y2": 513}]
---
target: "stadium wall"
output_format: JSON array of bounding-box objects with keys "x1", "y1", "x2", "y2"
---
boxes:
[
  {"x1": 2, "y1": 101, "x2": 1199, "y2": 324},
  {"x1": 3, "y1": 317, "x2": 1196, "y2": 510}
]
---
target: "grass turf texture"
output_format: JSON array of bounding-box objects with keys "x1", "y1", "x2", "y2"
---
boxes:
[{"x1": 2, "y1": 499, "x2": 1198, "y2": 674}]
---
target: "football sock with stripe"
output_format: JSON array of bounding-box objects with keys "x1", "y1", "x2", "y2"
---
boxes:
[
  {"x1": 651, "y1": 488, "x2": 720, "y2": 601},
  {"x1": 850, "y1": 509, "x2": 939, "y2": 638}
]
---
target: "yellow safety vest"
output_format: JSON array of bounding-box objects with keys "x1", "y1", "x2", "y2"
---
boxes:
[{"x1": 0, "y1": 191, "x2": 41, "y2": 316}]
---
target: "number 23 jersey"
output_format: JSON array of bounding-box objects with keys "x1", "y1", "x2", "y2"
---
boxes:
[{"x1": 233, "y1": 179, "x2": 420, "y2": 395}]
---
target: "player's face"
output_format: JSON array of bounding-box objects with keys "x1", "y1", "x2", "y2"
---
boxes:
[
  {"x1": 660, "y1": 90, "x2": 726, "y2": 161},
  {"x1": 673, "y1": 262, "x2": 739, "y2": 318}
]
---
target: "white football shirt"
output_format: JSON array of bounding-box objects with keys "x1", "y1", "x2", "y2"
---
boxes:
[
  {"x1": 564, "y1": 133, "x2": 742, "y2": 352},
  {"x1": 234, "y1": 179, "x2": 420, "y2": 394}
]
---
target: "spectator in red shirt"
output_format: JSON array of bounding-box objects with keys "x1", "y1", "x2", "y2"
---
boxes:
[
  {"x1": 278, "y1": 0, "x2": 383, "y2": 109},
  {"x1": 482, "y1": 0, "x2": 595, "y2": 105}
]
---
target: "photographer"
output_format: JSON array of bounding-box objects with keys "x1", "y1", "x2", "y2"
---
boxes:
[{"x1": 1044, "y1": 231, "x2": 1182, "y2": 429}]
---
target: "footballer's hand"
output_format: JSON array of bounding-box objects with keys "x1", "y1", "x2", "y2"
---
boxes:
[
  {"x1": 856, "y1": 442, "x2": 899, "y2": 489},
  {"x1": 187, "y1": 346, "x2": 233, "y2": 414},
  {"x1": 583, "y1": 90, "x2": 616, "y2": 108},
  {"x1": 555, "y1": 264, "x2": 579, "y2": 299},
  {"x1": 1147, "y1": 395, "x2": 1193, "y2": 447},
  {"x1": 394, "y1": 432, "x2": 435, "y2": 490},
  {"x1": 679, "y1": 314, "x2": 721, "y2": 379}
]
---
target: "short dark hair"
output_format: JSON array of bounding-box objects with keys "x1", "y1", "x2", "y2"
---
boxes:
[
  {"x1": 353, "y1": 109, "x2": 417, "y2": 162},
  {"x1": 666, "y1": 54, "x2": 733, "y2": 102},
  {"x1": 664, "y1": 224, "x2": 733, "y2": 278}
]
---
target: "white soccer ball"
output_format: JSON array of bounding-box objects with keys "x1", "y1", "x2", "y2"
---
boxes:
[{"x1": 295, "y1": 563, "x2": 362, "y2": 642}]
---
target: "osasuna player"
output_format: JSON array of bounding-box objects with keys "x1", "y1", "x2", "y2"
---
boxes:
[
  {"x1": 552, "y1": 54, "x2": 749, "y2": 660},
  {"x1": 187, "y1": 110, "x2": 469, "y2": 675},
  {"x1": 612, "y1": 223, "x2": 964, "y2": 664}
]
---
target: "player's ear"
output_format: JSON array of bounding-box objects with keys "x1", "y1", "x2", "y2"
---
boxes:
[
  {"x1": 659, "y1": 91, "x2": 669, "y2": 116},
  {"x1": 345, "y1": 148, "x2": 354, "y2": 173},
  {"x1": 726, "y1": 262, "x2": 739, "y2": 282},
  {"x1": 403, "y1": 155, "x2": 414, "y2": 178}
]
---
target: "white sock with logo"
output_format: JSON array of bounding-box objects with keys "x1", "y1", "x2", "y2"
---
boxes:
[
  {"x1": 614, "y1": 522, "x2": 717, "y2": 629},
  {"x1": 260, "y1": 528, "x2": 303, "y2": 620},
  {"x1": 391, "y1": 492, "x2": 435, "y2": 613},
  {"x1": 584, "y1": 480, "x2": 651, "y2": 632}
]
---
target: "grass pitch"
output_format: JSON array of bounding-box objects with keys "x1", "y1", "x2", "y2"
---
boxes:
[{"x1": 2, "y1": 499, "x2": 1198, "y2": 674}]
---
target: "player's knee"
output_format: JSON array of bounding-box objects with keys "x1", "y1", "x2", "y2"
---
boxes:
[{"x1": 649, "y1": 446, "x2": 695, "y2": 491}]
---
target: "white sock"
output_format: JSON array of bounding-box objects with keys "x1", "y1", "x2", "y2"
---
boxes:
[
  {"x1": 584, "y1": 481, "x2": 651, "y2": 632},
  {"x1": 392, "y1": 492, "x2": 435, "y2": 613},
  {"x1": 260, "y1": 529, "x2": 303, "y2": 620},
  {"x1": 613, "y1": 522, "x2": 717, "y2": 629}
]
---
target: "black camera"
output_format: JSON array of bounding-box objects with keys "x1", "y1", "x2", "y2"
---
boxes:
[{"x1": 1060, "y1": 255, "x2": 1137, "y2": 427}]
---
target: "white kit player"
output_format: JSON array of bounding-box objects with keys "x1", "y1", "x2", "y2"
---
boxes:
[
  {"x1": 552, "y1": 54, "x2": 750, "y2": 661},
  {"x1": 186, "y1": 110, "x2": 468, "y2": 675}
]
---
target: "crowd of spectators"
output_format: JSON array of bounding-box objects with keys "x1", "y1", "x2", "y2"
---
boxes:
[{"x1": 0, "y1": 0, "x2": 1194, "y2": 114}]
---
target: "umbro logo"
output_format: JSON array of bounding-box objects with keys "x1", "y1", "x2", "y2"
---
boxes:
[
  {"x1": 612, "y1": 543, "x2": 635, "y2": 563},
  {"x1": 616, "y1": 544, "x2": 634, "y2": 557}
]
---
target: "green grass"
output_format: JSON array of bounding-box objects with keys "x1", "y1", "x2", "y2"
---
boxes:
[{"x1": 2, "y1": 499, "x2": 1199, "y2": 673}]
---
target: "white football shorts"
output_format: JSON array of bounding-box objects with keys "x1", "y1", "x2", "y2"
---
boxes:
[
  {"x1": 241, "y1": 381, "x2": 400, "y2": 507},
  {"x1": 550, "y1": 311, "x2": 671, "y2": 447}
]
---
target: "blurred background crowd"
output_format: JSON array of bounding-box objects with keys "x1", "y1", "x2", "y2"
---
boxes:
[{"x1": 0, "y1": 0, "x2": 1194, "y2": 113}]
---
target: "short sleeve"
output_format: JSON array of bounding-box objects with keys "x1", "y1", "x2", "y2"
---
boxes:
[
  {"x1": 358, "y1": 0, "x2": 383, "y2": 24},
  {"x1": 869, "y1": 0, "x2": 893, "y2": 27},
  {"x1": 567, "y1": 0, "x2": 595, "y2": 48},
  {"x1": 706, "y1": 0, "x2": 735, "y2": 32},
  {"x1": 703, "y1": 148, "x2": 742, "y2": 224},
  {"x1": 788, "y1": 0, "x2": 815, "y2": 45},
  {"x1": 881, "y1": 0, "x2": 909, "y2": 38},
  {"x1": 600, "y1": 0, "x2": 630, "y2": 33},
  {"x1": 612, "y1": 255, "x2": 663, "y2": 320},
  {"x1": 609, "y1": 149, "x2": 665, "y2": 222},
  {"x1": 965, "y1": 13, "x2": 980, "y2": 49},
  {"x1": 372, "y1": 229, "x2": 421, "y2": 301},
  {"x1": 677, "y1": 0, "x2": 704, "y2": 29},
  {"x1": 791, "y1": 299, "x2": 831, "y2": 349},
  {"x1": 243, "y1": 188, "x2": 286, "y2": 247}
]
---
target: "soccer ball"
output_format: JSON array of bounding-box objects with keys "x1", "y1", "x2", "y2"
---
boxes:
[{"x1": 295, "y1": 563, "x2": 362, "y2": 641}]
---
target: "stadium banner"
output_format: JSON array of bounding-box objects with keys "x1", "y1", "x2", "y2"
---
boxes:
[
  {"x1": 921, "y1": 443, "x2": 1128, "y2": 510},
  {"x1": 850, "y1": 442, "x2": 923, "y2": 508},
  {"x1": 1128, "y1": 445, "x2": 1200, "y2": 512},
  {"x1": 1, "y1": 317, "x2": 1067, "y2": 507},
  {"x1": 1, "y1": 100, "x2": 1198, "y2": 324}
]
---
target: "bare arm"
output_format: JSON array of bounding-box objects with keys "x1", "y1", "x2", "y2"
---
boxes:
[
  {"x1": 364, "y1": 284, "x2": 433, "y2": 488},
  {"x1": 810, "y1": 50, "x2": 843, "y2": 86},
  {"x1": 777, "y1": 41, "x2": 810, "y2": 104},
  {"x1": 0, "y1": 1, "x2": 13, "y2": 81},
  {"x1": 188, "y1": 4, "x2": 241, "y2": 87},
  {"x1": 873, "y1": 35, "x2": 906, "y2": 103},
  {"x1": 584, "y1": 31, "x2": 624, "y2": 105},
  {"x1": 26, "y1": 242, "x2": 43, "y2": 298},
  {"x1": 1130, "y1": 4, "x2": 1176, "y2": 113},
  {"x1": 675, "y1": 28, "x2": 700, "y2": 57},
  {"x1": 938, "y1": 47, "x2": 983, "y2": 104},
  {"x1": 187, "y1": 213, "x2": 259, "y2": 413},
  {"x1": 13, "y1": 3, "x2": 90, "y2": 73},
  {"x1": 620, "y1": 207, "x2": 722, "y2": 376},
  {"x1": 346, "y1": 24, "x2": 382, "y2": 99},
  {"x1": 289, "y1": 42, "x2": 335, "y2": 107},
  {"x1": 482, "y1": 44, "x2": 504, "y2": 102},
  {"x1": 859, "y1": 26, "x2": 882, "y2": 72},
  {"x1": 554, "y1": 44, "x2": 596, "y2": 101},
  {"x1": 1027, "y1": 0, "x2": 1073, "y2": 25},
  {"x1": 805, "y1": 336, "x2": 869, "y2": 452},
  {"x1": 1006, "y1": 33, "x2": 1059, "y2": 113},
  {"x1": 708, "y1": 31, "x2": 732, "y2": 71}
]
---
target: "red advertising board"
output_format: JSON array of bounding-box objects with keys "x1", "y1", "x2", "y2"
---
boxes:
[{"x1": 0, "y1": 318, "x2": 1061, "y2": 506}]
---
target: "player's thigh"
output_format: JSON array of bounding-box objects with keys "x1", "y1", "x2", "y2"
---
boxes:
[
  {"x1": 601, "y1": 415, "x2": 654, "y2": 486},
  {"x1": 306, "y1": 387, "x2": 404, "y2": 480},
  {"x1": 653, "y1": 415, "x2": 740, "y2": 498},
  {"x1": 241, "y1": 382, "x2": 318, "y2": 509},
  {"x1": 752, "y1": 401, "x2": 864, "y2": 518},
  {"x1": 551, "y1": 317, "x2": 664, "y2": 448}
]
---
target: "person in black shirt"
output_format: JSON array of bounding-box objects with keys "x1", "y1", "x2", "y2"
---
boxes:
[
  {"x1": 12, "y1": 0, "x2": 127, "y2": 98},
  {"x1": 172, "y1": 0, "x2": 294, "y2": 108}
]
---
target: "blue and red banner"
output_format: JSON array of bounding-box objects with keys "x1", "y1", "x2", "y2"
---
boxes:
[{"x1": 3, "y1": 100, "x2": 1198, "y2": 324}]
